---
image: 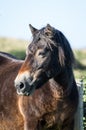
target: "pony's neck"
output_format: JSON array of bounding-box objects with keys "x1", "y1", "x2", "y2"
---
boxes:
[{"x1": 54, "y1": 66, "x2": 73, "y2": 90}]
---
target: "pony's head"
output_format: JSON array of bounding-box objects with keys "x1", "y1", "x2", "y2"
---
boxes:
[{"x1": 14, "y1": 24, "x2": 74, "y2": 96}]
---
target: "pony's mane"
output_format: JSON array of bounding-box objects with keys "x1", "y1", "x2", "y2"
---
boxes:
[
  {"x1": 39, "y1": 27, "x2": 75, "y2": 67},
  {"x1": 45, "y1": 27, "x2": 75, "y2": 67},
  {"x1": 55, "y1": 30, "x2": 75, "y2": 66}
]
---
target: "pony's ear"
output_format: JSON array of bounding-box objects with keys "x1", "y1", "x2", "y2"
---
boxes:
[
  {"x1": 58, "y1": 46, "x2": 65, "y2": 66},
  {"x1": 46, "y1": 24, "x2": 53, "y2": 31},
  {"x1": 29, "y1": 24, "x2": 38, "y2": 35},
  {"x1": 44, "y1": 24, "x2": 53, "y2": 38}
]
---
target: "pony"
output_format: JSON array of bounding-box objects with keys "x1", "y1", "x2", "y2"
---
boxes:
[
  {"x1": 14, "y1": 24, "x2": 79, "y2": 130},
  {"x1": 0, "y1": 52, "x2": 25, "y2": 130}
]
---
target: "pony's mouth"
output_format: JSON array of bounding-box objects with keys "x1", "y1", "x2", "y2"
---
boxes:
[
  {"x1": 16, "y1": 77, "x2": 42, "y2": 96},
  {"x1": 15, "y1": 70, "x2": 50, "y2": 96},
  {"x1": 16, "y1": 75, "x2": 49, "y2": 96}
]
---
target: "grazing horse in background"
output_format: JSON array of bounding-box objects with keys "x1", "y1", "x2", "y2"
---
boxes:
[
  {"x1": 15, "y1": 24, "x2": 79, "y2": 130},
  {"x1": 0, "y1": 52, "x2": 25, "y2": 130}
]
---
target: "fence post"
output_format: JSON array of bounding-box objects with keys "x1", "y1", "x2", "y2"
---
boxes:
[{"x1": 74, "y1": 80, "x2": 83, "y2": 130}]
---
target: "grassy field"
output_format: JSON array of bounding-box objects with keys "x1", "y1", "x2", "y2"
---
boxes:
[
  {"x1": 0, "y1": 37, "x2": 28, "y2": 59},
  {"x1": 74, "y1": 50, "x2": 86, "y2": 82}
]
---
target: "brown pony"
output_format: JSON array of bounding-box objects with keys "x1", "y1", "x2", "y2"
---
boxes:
[
  {"x1": 0, "y1": 52, "x2": 24, "y2": 130},
  {"x1": 14, "y1": 24, "x2": 79, "y2": 130},
  {"x1": 0, "y1": 24, "x2": 78, "y2": 130}
]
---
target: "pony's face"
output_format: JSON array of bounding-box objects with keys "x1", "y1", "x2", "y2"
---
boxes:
[{"x1": 15, "y1": 24, "x2": 65, "y2": 96}]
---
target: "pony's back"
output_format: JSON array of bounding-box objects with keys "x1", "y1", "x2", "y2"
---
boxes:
[{"x1": 0, "y1": 52, "x2": 24, "y2": 130}]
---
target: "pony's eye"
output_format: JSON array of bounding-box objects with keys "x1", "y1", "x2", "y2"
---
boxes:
[
  {"x1": 38, "y1": 52, "x2": 45, "y2": 56},
  {"x1": 38, "y1": 52, "x2": 45, "y2": 58},
  {"x1": 37, "y1": 48, "x2": 50, "y2": 58}
]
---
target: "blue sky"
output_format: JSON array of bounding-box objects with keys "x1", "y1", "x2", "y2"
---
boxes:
[{"x1": 0, "y1": 0, "x2": 86, "y2": 49}]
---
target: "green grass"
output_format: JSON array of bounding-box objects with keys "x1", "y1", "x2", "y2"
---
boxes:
[
  {"x1": 74, "y1": 50, "x2": 86, "y2": 66},
  {"x1": 0, "y1": 37, "x2": 28, "y2": 59},
  {"x1": 74, "y1": 50, "x2": 86, "y2": 80}
]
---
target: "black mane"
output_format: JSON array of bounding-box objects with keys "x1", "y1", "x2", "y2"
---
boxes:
[{"x1": 54, "y1": 30, "x2": 75, "y2": 66}]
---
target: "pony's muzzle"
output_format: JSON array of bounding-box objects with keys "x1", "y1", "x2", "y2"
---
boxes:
[
  {"x1": 14, "y1": 81, "x2": 26, "y2": 94},
  {"x1": 14, "y1": 80, "x2": 32, "y2": 96},
  {"x1": 14, "y1": 73, "x2": 36, "y2": 96}
]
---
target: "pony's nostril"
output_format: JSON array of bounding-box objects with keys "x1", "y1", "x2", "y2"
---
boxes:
[{"x1": 19, "y1": 82, "x2": 24, "y2": 89}]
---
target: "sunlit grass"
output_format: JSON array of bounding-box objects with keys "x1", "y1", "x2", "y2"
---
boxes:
[
  {"x1": 74, "y1": 50, "x2": 86, "y2": 66},
  {"x1": 74, "y1": 70, "x2": 86, "y2": 80},
  {"x1": 0, "y1": 37, "x2": 28, "y2": 59}
]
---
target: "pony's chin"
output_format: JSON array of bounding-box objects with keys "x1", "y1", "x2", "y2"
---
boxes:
[
  {"x1": 16, "y1": 86, "x2": 36, "y2": 96},
  {"x1": 17, "y1": 90, "x2": 29, "y2": 96}
]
